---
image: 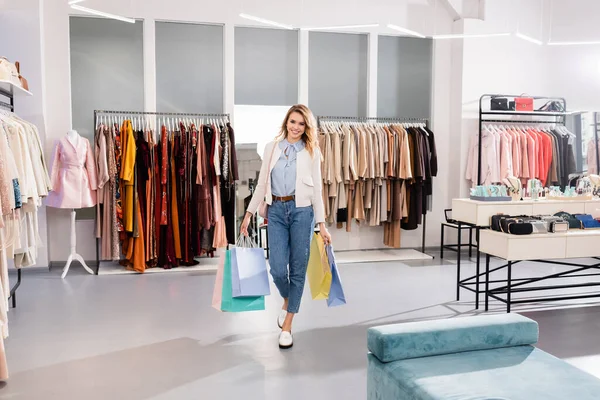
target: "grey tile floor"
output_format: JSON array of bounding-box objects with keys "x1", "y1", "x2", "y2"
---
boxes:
[{"x1": 1, "y1": 251, "x2": 600, "y2": 399}]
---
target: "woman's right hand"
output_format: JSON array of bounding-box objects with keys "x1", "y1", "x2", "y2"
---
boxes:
[{"x1": 240, "y1": 212, "x2": 252, "y2": 237}]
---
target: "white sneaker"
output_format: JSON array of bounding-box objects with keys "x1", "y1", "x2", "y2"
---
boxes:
[
  {"x1": 277, "y1": 309, "x2": 287, "y2": 329},
  {"x1": 279, "y1": 331, "x2": 293, "y2": 349}
]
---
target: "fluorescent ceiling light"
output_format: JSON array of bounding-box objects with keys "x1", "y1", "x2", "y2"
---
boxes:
[
  {"x1": 68, "y1": 0, "x2": 86, "y2": 4},
  {"x1": 239, "y1": 13, "x2": 294, "y2": 30},
  {"x1": 386, "y1": 24, "x2": 426, "y2": 38},
  {"x1": 433, "y1": 33, "x2": 511, "y2": 39},
  {"x1": 304, "y1": 24, "x2": 379, "y2": 31},
  {"x1": 548, "y1": 40, "x2": 600, "y2": 46},
  {"x1": 514, "y1": 32, "x2": 543, "y2": 45},
  {"x1": 70, "y1": 4, "x2": 135, "y2": 23}
]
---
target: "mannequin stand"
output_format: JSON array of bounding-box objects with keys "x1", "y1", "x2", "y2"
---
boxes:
[{"x1": 62, "y1": 209, "x2": 94, "y2": 279}]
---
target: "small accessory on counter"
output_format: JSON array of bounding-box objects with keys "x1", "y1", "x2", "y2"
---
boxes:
[
  {"x1": 470, "y1": 185, "x2": 512, "y2": 201},
  {"x1": 526, "y1": 219, "x2": 548, "y2": 234},
  {"x1": 574, "y1": 214, "x2": 600, "y2": 229},
  {"x1": 550, "y1": 220, "x2": 569, "y2": 233},
  {"x1": 554, "y1": 212, "x2": 582, "y2": 229},
  {"x1": 527, "y1": 179, "x2": 542, "y2": 200}
]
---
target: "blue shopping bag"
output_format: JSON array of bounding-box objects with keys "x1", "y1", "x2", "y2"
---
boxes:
[
  {"x1": 221, "y1": 250, "x2": 265, "y2": 312},
  {"x1": 231, "y1": 242, "x2": 271, "y2": 298},
  {"x1": 326, "y1": 245, "x2": 346, "y2": 307}
]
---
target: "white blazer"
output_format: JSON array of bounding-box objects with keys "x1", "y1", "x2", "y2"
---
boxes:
[{"x1": 247, "y1": 139, "x2": 325, "y2": 223}]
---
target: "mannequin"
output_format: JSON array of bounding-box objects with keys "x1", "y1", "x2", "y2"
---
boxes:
[{"x1": 46, "y1": 130, "x2": 98, "y2": 278}]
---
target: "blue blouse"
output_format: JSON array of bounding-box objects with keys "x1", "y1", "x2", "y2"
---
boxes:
[{"x1": 271, "y1": 139, "x2": 305, "y2": 197}]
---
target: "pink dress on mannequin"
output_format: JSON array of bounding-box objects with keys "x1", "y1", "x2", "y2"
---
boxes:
[{"x1": 46, "y1": 133, "x2": 98, "y2": 209}]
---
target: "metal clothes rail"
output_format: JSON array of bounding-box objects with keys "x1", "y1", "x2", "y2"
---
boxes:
[
  {"x1": 316, "y1": 115, "x2": 432, "y2": 256},
  {"x1": 0, "y1": 88, "x2": 20, "y2": 307},
  {"x1": 92, "y1": 109, "x2": 231, "y2": 275},
  {"x1": 477, "y1": 94, "x2": 568, "y2": 185}
]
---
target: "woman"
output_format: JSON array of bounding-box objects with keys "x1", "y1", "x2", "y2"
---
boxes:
[{"x1": 241, "y1": 104, "x2": 331, "y2": 349}]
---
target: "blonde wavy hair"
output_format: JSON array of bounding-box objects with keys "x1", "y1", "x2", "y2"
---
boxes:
[{"x1": 276, "y1": 104, "x2": 319, "y2": 157}]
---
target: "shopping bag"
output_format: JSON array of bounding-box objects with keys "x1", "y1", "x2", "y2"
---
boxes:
[
  {"x1": 307, "y1": 233, "x2": 332, "y2": 300},
  {"x1": 231, "y1": 236, "x2": 271, "y2": 297},
  {"x1": 221, "y1": 249, "x2": 265, "y2": 312},
  {"x1": 211, "y1": 251, "x2": 225, "y2": 311},
  {"x1": 325, "y1": 245, "x2": 346, "y2": 307}
]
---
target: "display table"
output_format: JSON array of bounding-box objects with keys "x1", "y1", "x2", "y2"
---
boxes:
[
  {"x1": 480, "y1": 229, "x2": 600, "y2": 312},
  {"x1": 450, "y1": 197, "x2": 600, "y2": 309}
]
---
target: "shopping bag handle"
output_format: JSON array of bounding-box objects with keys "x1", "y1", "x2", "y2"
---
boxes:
[{"x1": 236, "y1": 235, "x2": 257, "y2": 248}]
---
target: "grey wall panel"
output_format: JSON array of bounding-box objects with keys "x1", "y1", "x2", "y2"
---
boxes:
[
  {"x1": 235, "y1": 27, "x2": 298, "y2": 106},
  {"x1": 377, "y1": 36, "x2": 433, "y2": 118},
  {"x1": 156, "y1": 22, "x2": 224, "y2": 113},
  {"x1": 309, "y1": 32, "x2": 368, "y2": 117},
  {"x1": 70, "y1": 17, "x2": 144, "y2": 141}
]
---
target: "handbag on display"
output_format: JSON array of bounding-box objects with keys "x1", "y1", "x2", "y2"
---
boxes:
[
  {"x1": 258, "y1": 143, "x2": 278, "y2": 219},
  {"x1": 574, "y1": 214, "x2": 600, "y2": 229},
  {"x1": 537, "y1": 100, "x2": 565, "y2": 112},
  {"x1": 554, "y1": 212, "x2": 582, "y2": 229},
  {"x1": 490, "y1": 97, "x2": 509, "y2": 111},
  {"x1": 515, "y1": 97, "x2": 534, "y2": 112}
]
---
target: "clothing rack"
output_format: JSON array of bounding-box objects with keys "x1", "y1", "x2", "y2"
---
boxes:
[
  {"x1": 0, "y1": 88, "x2": 21, "y2": 307},
  {"x1": 316, "y1": 115, "x2": 432, "y2": 256},
  {"x1": 0, "y1": 101, "x2": 13, "y2": 111},
  {"x1": 477, "y1": 94, "x2": 568, "y2": 185},
  {"x1": 92, "y1": 109, "x2": 232, "y2": 275}
]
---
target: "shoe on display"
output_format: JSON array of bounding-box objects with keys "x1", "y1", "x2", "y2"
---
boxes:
[{"x1": 279, "y1": 331, "x2": 293, "y2": 349}]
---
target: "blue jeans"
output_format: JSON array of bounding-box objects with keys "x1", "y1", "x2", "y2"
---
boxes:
[{"x1": 268, "y1": 200, "x2": 314, "y2": 314}]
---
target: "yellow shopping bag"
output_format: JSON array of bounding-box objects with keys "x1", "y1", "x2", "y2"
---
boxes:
[{"x1": 307, "y1": 233, "x2": 332, "y2": 300}]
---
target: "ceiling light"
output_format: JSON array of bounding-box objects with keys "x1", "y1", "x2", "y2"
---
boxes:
[
  {"x1": 304, "y1": 24, "x2": 380, "y2": 31},
  {"x1": 548, "y1": 40, "x2": 600, "y2": 46},
  {"x1": 386, "y1": 24, "x2": 426, "y2": 39},
  {"x1": 239, "y1": 13, "x2": 294, "y2": 30},
  {"x1": 432, "y1": 33, "x2": 511, "y2": 39},
  {"x1": 68, "y1": 0, "x2": 86, "y2": 4},
  {"x1": 70, "y1": 4, "x2": 135, "y2": 23},
  {"x1": 515, "y1": 32, "x2": 544, "y2": 45}
]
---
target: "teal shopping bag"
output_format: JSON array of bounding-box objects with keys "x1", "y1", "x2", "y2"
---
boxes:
[{"x1": 221, "y1": 250, "x2": 265, "y2": 312}]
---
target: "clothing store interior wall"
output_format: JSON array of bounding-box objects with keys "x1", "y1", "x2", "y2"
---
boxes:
[{"x1": 2, "y1": 0, "x2": 600, "y2": 266}]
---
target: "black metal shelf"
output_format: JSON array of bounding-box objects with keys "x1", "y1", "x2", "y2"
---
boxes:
[{"x1": 481, "y1": 110, "x2": 568, "y2": 117}]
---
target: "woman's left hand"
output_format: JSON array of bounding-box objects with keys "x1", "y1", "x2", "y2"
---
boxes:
[{"x1": 319, "y1": 224, "x2": 332, "y2": 246}]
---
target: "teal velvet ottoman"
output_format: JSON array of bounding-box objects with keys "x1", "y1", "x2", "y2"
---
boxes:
[{"x1": 367, "y1": 313, "x2": 600, "y2": 400}]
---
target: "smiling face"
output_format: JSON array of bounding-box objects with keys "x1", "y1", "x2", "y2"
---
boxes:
[{"x1": 286, "y1": 111, "x2": 306, "y2": 142}]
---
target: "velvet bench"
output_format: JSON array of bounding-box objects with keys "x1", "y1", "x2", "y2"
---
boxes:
[{"x1": 367, "y1": 313, "x2": 600, "y2": 400}]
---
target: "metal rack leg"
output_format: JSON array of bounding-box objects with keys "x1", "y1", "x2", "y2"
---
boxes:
[
  {"x1": 475, "y1": 228, "x2": 481, "y2": 309},
  {"x1": 95, "y1": 238, "x2": 100, "y2": 275},
  {"x1": 507, "y1": 261, "x2": 512, "y2": 313},
  {"x1": 469, "y1": 227, "x2": 473, "y2": 258},
  {"x1": 485, "y1": 254, "x2": 490, "y2": 312},
  {"x1": 440, "y1": 224, "x2": 444, "y2": 259},
  {"x1": 9, "y1": 269, "x2": 22, "y2": 308},
  {"x1": 422, "y1": 214, "x2": 427, "y2": 255},
  {"x1": 456, "y1": 222, "x2": 461, "y2": 301}
]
